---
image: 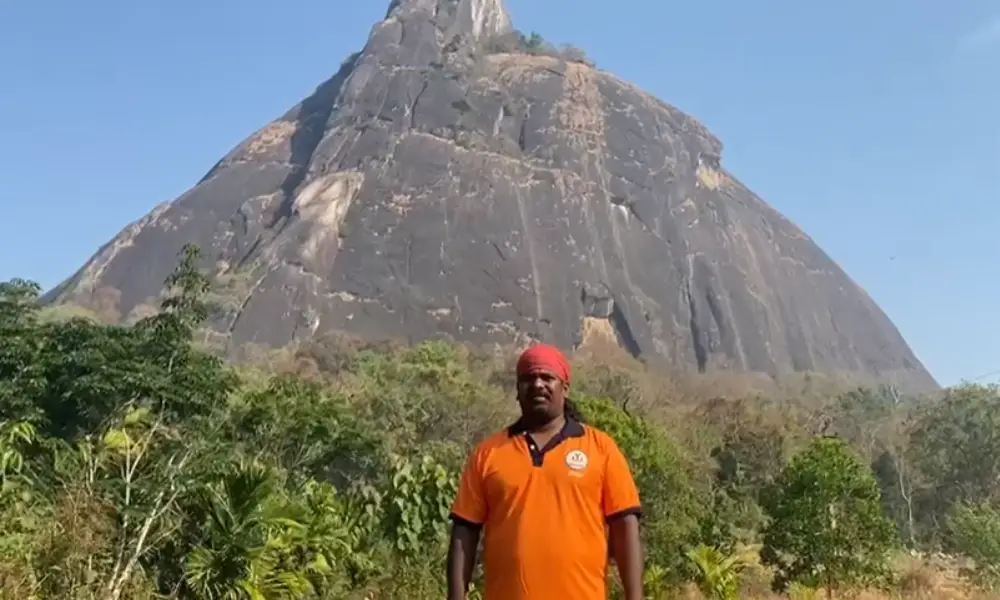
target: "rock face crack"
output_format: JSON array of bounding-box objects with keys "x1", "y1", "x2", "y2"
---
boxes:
[
  {"x1": 684, "y1": 273, "x2": 708, "y2": 372},
  {"x1": 45, "y1": 0, "x2": 938, "y2": 392},
  {"x1": 410, "y1": 81, "x2": 429, "y2": 127},
  {"x1": 227, "y1": 268, "x2": 271, "y2": 336}
]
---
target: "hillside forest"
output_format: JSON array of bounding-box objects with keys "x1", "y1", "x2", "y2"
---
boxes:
[{"x1": 3, "y1": 245, "x2": 1000, "y2": 600}]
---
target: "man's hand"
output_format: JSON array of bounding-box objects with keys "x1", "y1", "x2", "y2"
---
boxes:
[
  {"x1": 446, "y1": 520, "x2": 481, "y2": 600},
  {"x1": 609, "y1": 513, "x2": 643, "y2": 600}
]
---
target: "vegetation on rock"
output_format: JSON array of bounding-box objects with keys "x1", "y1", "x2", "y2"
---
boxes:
[
  {"x1": 2, "y1": 245, "x2": 999, "y2": 599},
  {"x1": 484, "y1": 29, "x2": 593, "y2": 65}
]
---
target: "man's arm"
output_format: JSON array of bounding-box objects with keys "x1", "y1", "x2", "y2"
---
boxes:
[
  {"x1": 601, "y1": 434, "x2": 644, "y2": 600},
  {"x1": 609, "y1": 513, "x2": 643, "y2": 600},
  {"x1": 447, "y1": 447, "x2": 488, "y2": 599},
  {"x1": 447, "y1": 520, "x2": 481, "y2": 600}
]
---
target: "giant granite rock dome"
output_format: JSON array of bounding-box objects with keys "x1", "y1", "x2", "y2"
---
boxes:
[{"x1": 46, "y1": 0, "x2": 936, "y2": 389}]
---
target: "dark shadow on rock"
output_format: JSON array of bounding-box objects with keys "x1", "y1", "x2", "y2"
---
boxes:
[
  {"x1": 609, "y1": 300, "x2": 642, "y2": 358},
  {"x1": 270, "y1": 51, "x2": 363, "y2": 226}
]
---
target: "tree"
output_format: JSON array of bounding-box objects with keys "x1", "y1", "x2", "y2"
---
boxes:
[
  {"x1": 946, "y1": 501, "x2": 1000, "y2": 590},
  {"x1": 524, "y1": 31, "x2": 545, "y2": 50},
  {"x1": 907, "y1": 384, "x2": 1000, "y2": 545},
  {"x1": 92, "y1": 404, "x2": 195, "y2": 600},
  {"x1": 180, "y1": 460, "x2": 312, "y2": 599},
  {"x1": 229, "y1": 373, "x2": 385, "y2": 489},
  {"x1": 0, "y1": 279, "x2": 46, "y2": 425},
  {"x1": 828, "y1": 385, "x2": 920, "y2": 547},
  {"x1": 698, "y1": 396, "x2": 789, "y2": 548},
  {"x1": 760, "y1": 437, "x2": 896, "y2": 596},
  {"x1": 0, "y1": 244, "x2": 236, "y2": 439}
]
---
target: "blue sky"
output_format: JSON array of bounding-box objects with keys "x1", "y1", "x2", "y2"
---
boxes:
[{"x1": 1, "y1": 0, "x2": 997, "y2": 388}]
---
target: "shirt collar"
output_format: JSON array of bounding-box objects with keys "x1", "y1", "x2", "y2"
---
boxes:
[{"x1": 507, "y1": 416, "x2": 585, "y2": 438}]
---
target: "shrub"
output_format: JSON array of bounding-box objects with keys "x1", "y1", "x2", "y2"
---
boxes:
[
  {"x1": 947, "y1": 501, "x2": 1000, "y2": 589},
  {"x1": 761, "y1": 437, "x2": 896, "y2": 595},
  {"x1": 484, "y1": 29, "x2": 595, "y2": 66}
]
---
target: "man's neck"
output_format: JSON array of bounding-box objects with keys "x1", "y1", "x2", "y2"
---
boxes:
[{"x1": 521, "y1": 413, "x2": 566, "y2": 435}]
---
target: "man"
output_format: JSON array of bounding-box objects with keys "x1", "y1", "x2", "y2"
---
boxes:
[{"x1": 446, "y1": 343, "x2": 644, "y2": 600}]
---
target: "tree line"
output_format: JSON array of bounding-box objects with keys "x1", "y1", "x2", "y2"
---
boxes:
[{"x1": 2, "y1": 245, "x2": 1000, "y2": 599}]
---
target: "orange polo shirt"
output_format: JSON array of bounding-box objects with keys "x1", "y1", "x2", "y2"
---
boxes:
[{"x1": 450, "y1": 418, "x2": 642, "y2": 600}]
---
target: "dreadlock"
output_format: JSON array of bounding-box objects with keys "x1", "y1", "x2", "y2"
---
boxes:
[{"x1": 564, "y1": 397, "x2": 585, "y2": 423}]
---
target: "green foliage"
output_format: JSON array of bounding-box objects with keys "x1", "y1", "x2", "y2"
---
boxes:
[
  {"x1": 908, "y1": 384, "x2": 1000, "y2": 544},
  {"x1": 0, "y1": 278, "x2": 42, "y2": 323},
  {"x1": 344, "y1": 340, "x2": 502, "y2": 454},
  {"x1": 0, "y1": 420, "x2": 40, "y2": 570},
  {"x1": 946, "y1": 501, "x2": 1000, "y2": 589},
  {"x1": 701, "y1": 399, "x2": 789, "y2": 548},
  {"x1": 6, "y1": 244, "x2": 1000, "y2": 598},
  {"x1": 0, "y1": 420, "x2": 36, "y2": 482},
  {"x1": 382, "y1": 453, "x2": 459, "y2": 557},
  {"x1": 0, "y1": 279, "x2": 47, "y2": 425},
  {"x1": 158, "y1": 243, "x2": 211, "y2": 332},
  {"x1": 524, "y1": 31, "x2": 545, "y2": 50},
  {"x1": 686, "y1": 544, "x2": 754, "y2": 600},
  {"x1": 228, "y1": 374, "x2": 384, "y2": 488},
  {"x1": 761, "y1": 437, "x2": 896, "y2": 594},
  {"x1": 483, "y1": 29, "x2": 594, "y2": 66},
  {"x1": 181, "y1": 461, "x2": 295, "y2": 599},
  {"x1": 787, "y1": 581, "x2": 821, "y2": 600},
  {"x1": 0, "y1": 245, "x2": 236, "y2": 440},
  {"x1": 172, "y1": 459, "x2": 379, "y2": 600}
]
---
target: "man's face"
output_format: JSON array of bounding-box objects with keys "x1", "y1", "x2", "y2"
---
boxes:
[{"x1": 516, "y1": 369, "x2": 568, "y2": 421}]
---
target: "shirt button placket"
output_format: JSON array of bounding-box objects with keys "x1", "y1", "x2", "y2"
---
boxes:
[{"x1": 527, "y1": 436, "x2": 541, "y2": 466}]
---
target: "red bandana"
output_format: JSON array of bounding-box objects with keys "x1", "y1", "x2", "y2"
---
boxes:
[{"x1": 516, "y1": 343, "x2": 571, "y2": 383}]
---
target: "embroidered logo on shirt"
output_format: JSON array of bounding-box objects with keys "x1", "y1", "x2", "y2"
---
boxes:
[{"x1": 565, "y1": 450, "x2": 589, "y2": 471}]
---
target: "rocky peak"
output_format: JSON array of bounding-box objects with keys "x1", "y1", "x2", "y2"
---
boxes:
[
  {"x1": 383, "y1": 0, "x2": 512, "y2": 46},
  {"x1": 46, "y1": 0, "x2": 939, "y2": 394}
]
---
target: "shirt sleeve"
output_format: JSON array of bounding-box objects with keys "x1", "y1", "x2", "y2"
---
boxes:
[
  {"x1": 601, "y1": 435, "x2": 642, "y2": 522},
  {"x1": 450, "y1": 446, "x2": 488, "y2": 527}
]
